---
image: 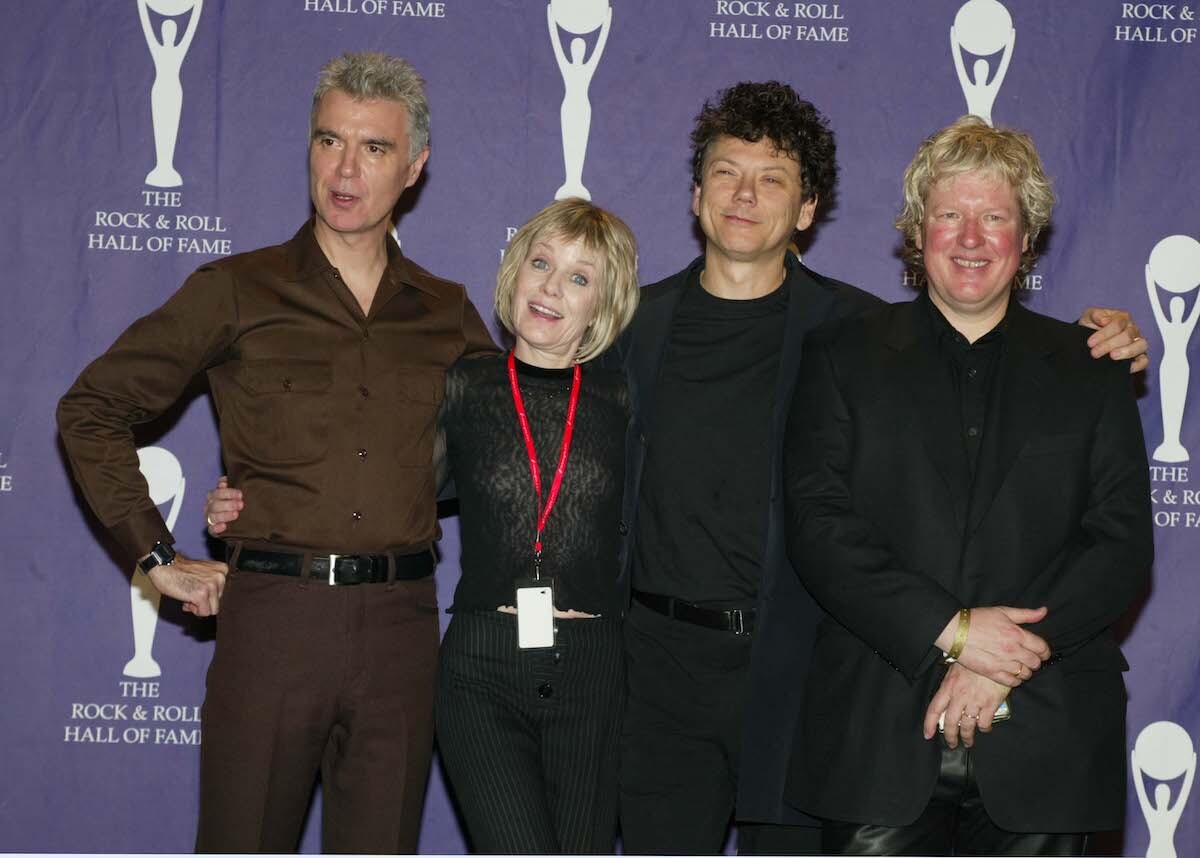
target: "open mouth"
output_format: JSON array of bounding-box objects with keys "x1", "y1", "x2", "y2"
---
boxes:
[
  {"x1": 331, "y1": 191, "x2": 358, "y2": 205},
  {"x1": 529, "y1": 302, "x2": 564, "y2": 320},
  {"x1": 953, "y1": 258, "x2": 989, "y2": 269}
]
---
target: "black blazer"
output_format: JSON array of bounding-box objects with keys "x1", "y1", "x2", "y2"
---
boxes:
[
  {"x1": 612, "y1": 253, "x2": 880, "y2": 824},
  {"x1": 783, "y1": 296, "x2": 1153, "y2": 832}
]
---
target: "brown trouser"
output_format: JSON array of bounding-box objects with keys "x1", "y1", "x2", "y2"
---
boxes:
[{"x1": 196, "y1": 567, "x2": 439, "y2": 853}]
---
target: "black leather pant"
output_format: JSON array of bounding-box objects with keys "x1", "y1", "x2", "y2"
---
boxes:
[{"x1": 822, "y1": 744, "x2": 1087, "y2": 856}]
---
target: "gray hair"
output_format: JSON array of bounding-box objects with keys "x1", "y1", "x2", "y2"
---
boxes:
[{"x1": 310, "y1": 52, "x2": 430, "y2": 162}]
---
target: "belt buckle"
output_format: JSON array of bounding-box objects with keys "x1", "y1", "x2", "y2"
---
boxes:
[
  {"x1": 327, "y1": 554, "x2": 339, "y2": 586},
  {"x1": 731, "y1": 610, "x2": 745, "y2": 636}
]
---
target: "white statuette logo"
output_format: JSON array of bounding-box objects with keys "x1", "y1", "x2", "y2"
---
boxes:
[
  {"x1": 138, "y1": 0, "x2": 203, "y2": 188},
  {"x1": 1132, "y1": 721, "x2": 1196, "y2": 858},
  {"x1": 950, "y1": 0, "x2": 1014, "y2": 127},
  {"x1": 1146, "y1": 235, "x2": 1200, "y2": 463},
  {"x1": 123, "y1": 446, "x2": 186, "y2": 679},
  {"x1": 547, "y1": 0, "x2": 612, "y2": 201}
]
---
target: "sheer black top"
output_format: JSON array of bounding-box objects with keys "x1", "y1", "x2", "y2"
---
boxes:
[{"x1": 441, "y1": 354, "x2": 630, "y2": 615}]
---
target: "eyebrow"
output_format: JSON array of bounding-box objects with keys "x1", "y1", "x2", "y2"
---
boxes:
[
  {"x1": 532, "y1": 242, "x2": 598, "y2": 270},
  {"x1": 709, "y1": 156, "x2": 791, "y2": 174},
  {"x1": 310, "y1": 128, "x2": 397, "y2": 150}
]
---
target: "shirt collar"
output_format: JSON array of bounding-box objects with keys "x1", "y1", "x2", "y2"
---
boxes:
[
  {"x1": 921, "y1": 289, "x2": 1008, "y2": 351},
  {"x1": 284, "y1": 219, "x2": 439, "y2": 297}
]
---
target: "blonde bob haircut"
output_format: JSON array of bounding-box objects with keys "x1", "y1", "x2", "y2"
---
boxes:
[
  {"x1": 494, "y1": 198, "x2": 639, "y2": 365},
  {"x1": 895, "y1": 115, "x2": 1056, "y2": 282}
]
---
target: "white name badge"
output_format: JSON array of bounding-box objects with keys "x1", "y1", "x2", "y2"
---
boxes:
[{"x1": 517, "y1": 584, "x2": 555, "y2": 649}]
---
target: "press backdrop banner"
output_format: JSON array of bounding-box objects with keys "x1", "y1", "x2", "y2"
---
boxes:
[{"x1": 2, "y1": 1, "x2": 1198, "y2": 854}]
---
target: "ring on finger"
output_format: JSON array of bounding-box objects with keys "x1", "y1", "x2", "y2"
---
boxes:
[{"x1": 206, "y1": 514, "x2": 216, "y2": 526}]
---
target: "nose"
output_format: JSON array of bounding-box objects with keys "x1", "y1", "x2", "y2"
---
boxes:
[
  {"x1": 734, "y1": 173, "x2": 757, "y2": 204},
  {"x1": 959, "y1": 218, "x2": 982, "y2": 248},
  {"x1": 540, "y1": 271, "x2": 563, "y2": 298},
  {"x1": 337, "y1": 147, "x2": 359, "y2": 178}
]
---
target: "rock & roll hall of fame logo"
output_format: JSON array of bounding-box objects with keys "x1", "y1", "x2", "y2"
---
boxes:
[
  {"x1": 950, "y1": 0, "x2": 1015, "y2": 127},
  {"x1": 123, "y1": 446, "x2": 186, "y2": 679},
  {"x1": 1146, "y1": 235, "x2": 1200, "y2": 464},
  {"x1": 1132, "y1": 721, "x2": 1196, "y2": 858},
  {"x1": 547, "y1": 0, "x2": 612, "y2": 201},
  {"x1": 138, "y1": 0, "x2": 204, "y2": 188}
]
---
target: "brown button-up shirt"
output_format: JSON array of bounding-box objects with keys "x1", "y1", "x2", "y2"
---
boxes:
[{"x1": 58, "y1": 221, "x2": 498, "y2": 562}]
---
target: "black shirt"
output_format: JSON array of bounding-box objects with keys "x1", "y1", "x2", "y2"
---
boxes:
[
  {"x1": 923, "y1": 291, "x2": 1007, "y2": 480},
  {"x1": 441, "y1": 355, "x2": 630, "y2": 615},
  {"x1": 633, "y1": 267, "x2": 789, "y2": 605}
]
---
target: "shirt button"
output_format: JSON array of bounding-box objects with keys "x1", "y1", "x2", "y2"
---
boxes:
[
  {"x1": 357, "y1": 449, "x2": 368, "y2": 460},
  {"x1": 332, "y1": 270, "x2": 341, "y2": 280},
  {"x1": 352, "y1": 511, "x2": 363, "y2": 521},
  {"x1": 537, "y1": 683, "x2": 553, "y2": 698},
  {"x1": 967, "y1": 426, "x2": 979, "y2": 438},
  {"x1": 359, "y1": 385, "x2": 370, "y2": 398},
  {"x1": 553, "y1": 651, "x2": 562, "y2": 663},
  {"x1": 282, "y1": 378, "x2": 293, "y2": 391},
  {"x1": 618, "y1": 521, "x2": 629, "y2": 535},
  {"x1": 362, "y1": 329, "x2": 370, "y2": 341},
  {"x1": 967, "y1": 368, "x2": 978, "y2": 379}
]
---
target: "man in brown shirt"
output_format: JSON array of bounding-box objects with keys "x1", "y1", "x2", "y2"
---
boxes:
[{"x1": 58, "y1": 52, "x2": 495, "y2": 853}]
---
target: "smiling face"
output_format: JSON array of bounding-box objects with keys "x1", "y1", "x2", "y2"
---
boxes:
[
  {"x1": 510, "y1": 234, "x2": 601, "y2": 367},
  {"x1": 692, "y1": 135, "x2": 816, "y2": 267},
  {"x1": 919, "y1": 169, "x2": 1027, "y2": 326},
  {"x1": 308, "y1": 89, "x2": 428, "y2": 244}
]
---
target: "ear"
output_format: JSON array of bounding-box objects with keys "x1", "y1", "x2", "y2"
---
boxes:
[
  {"x1": 691, "y1": 183, "x2": 702, "y2": 218},
  {"x1": 915, "y1": 227, "x2": 924, "y2": 251},
  {"x1": 404, "y1": 145, "x2": 431, "y2": 190},
  {"x1": 1022, "y1": 232, "x2": 1030, "y2": 252},
  {"x1": 795, "y1": 196, "x2": 818, "y2": 233}
]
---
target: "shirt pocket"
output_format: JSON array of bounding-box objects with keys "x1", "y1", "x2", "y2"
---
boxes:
[
  {"x1": 231, "y1": 359, "x2": 332, "y2": 465},
  {"x1": 391, "y1": 368, "x2": 445, "y2": 467}
]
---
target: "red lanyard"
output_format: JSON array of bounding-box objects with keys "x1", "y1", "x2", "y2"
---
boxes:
[{"x1": 507, "y1": 351, "x2": 582, "y2": 570}]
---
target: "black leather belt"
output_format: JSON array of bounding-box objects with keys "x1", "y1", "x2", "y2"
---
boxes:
[
  {"x1": 234, "y1": 547, "x2": 433, "y2": 585},
  {"x1": 633, "y1": 589, "x2": 755, "y2": 636}
]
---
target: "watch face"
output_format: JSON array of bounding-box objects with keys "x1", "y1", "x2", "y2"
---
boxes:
[{"x1": 140, "y1": 544, "x2": 174, "y2": 573}]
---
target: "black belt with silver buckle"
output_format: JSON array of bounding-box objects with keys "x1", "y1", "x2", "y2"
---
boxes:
[
  {"x1": 633, "y1": 589, "x2": 755, "y2": 635},
  {"x1": 234, "y1": 547, "x2": 432, "y2": 585}
]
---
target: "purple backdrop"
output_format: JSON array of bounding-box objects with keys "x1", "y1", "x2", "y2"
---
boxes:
[{"x1": 2, "y1": 1, "x2": 1198, "y2": 854}]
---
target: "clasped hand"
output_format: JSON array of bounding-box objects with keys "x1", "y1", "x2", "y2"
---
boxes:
[{"x1": 924, "y1": 605, "x2": 1052, "y2": 748}]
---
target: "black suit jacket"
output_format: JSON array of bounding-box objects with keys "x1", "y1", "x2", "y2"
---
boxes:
[
  {"x1": 783, "y1": 296, "x2": 1153, "y2": 832},
  {"x1": 612, "y1": 253, "x2": 881, "y2": 824}
]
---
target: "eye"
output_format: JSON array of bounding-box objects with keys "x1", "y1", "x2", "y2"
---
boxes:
[
  {"x1": 571, "y1": 273, "x2": 589, "y2": 287},
  {"x1": 531, "y1": 258, "x2": 549, "y2": 271},
  {"x1": 367, "y1": 145, "x2": 382, "y2": 155},
  {"x1": 763, "y1": 176, "x2": 780, "y2": 185}
]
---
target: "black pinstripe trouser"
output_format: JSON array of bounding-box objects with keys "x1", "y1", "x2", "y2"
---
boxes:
[{"x1": 435, "y1": 611, "x2": 624, "y2": 854}]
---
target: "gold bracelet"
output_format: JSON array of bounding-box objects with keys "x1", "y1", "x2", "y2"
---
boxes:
[{"x1": 946, "y1": 608, "x2": 971, "y2": 661}]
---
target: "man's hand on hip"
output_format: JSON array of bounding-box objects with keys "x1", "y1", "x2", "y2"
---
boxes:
[{"x1": 148, "y1": 553, "x2": 228, "y2": 617}]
